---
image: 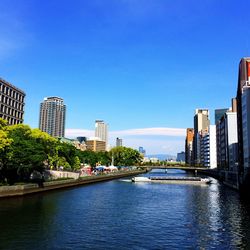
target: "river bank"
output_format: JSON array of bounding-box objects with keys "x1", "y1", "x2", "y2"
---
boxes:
[{"x1": 0, "y1": 170, "x2": 146, "y2": 198}]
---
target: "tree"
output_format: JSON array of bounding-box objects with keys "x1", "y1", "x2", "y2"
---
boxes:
[
  {"x1": 109, "y1": 146, "x2": 142, "y2": 166},
  {"x1": 72, "y1": 156, "x2": 81, "y2": 170},
  {"x1": 77, "y1": 150, "x2": 98, "y2": 167},
  {"x1": 31, "y1": 128, "x2": 58, "y2": 168},
  {"x1": 96, "y1": 151, "x2": 111, "y2": 166},
  {"x1": 3, "y1": 125, "x2": 50, "y2": 184},
  {"x1": 0, "y1": 119, "x2": 12, "y2": 182}
]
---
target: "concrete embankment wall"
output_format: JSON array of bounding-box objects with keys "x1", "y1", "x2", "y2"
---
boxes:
[
  {"x1": 198, "y1": 169, "x2": 240, "y2": 190},
  {"x1": 46, "y1": 170, "x2": 80, "y2": 180},
  {"x1": 0, "y1": 170, "x2": 146, "y2": 198}
]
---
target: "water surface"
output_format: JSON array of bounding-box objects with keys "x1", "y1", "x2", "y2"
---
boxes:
[{"x1": 0, "y1": 169, "x2": 250, "y2": 249}]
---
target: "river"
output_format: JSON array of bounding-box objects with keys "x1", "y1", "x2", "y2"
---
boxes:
[{"x1": 0, "y1": 169, "x2": 250, "y2": 249}]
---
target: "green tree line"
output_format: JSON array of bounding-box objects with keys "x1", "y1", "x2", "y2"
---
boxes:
[{"x1": 0, "y1": 119, "x2": 142, "y2": 185}]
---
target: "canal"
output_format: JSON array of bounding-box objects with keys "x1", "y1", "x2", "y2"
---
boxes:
[{"x1": 0, "y1": 169, "x2": 250, "y2": 249}]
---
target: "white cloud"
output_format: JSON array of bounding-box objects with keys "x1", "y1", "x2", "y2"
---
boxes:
[
  {"x1": 65, "y1": 127, "x2": 186, "y2": 155},
  {"x1": 110, "y1": 127, "x2": 185, "y2": 137},
  {"x1": 65, "y1": 129, "x2": 94, "y2": 138}
]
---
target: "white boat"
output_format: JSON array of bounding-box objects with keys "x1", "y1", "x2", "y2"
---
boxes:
[
  {"x1": 131, "y1": 177, "x2": 151, "y2": 182},
  {"x1": 132, "y1": 176, "x2": 212, "y2": 184}
]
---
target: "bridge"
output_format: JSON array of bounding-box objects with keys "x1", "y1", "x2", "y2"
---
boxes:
[{"x1": 139, "y1": 165, "x2": 209, "y2": 171}]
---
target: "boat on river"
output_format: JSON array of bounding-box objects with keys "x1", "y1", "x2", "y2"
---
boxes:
[{"x1": 131, "y1": 176, "x2": 212, "y2": 184}]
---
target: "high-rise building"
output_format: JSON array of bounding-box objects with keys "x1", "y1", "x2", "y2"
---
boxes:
[
  {"x1": 39, "y1": 97, "x2": 66, "y2": 137},
  {"x1": 95, "y1": 120, "x2": 108, "y2": 150},
  {"x1": 0, "y1": 78, "x2": 25, "y2": 125},
  {"x1": 185, "y1": 128, "x2": 194, "y2": 165},
  {"x1": 236, "y1": 57, "x2": 250, "y2": 187},
  {"x1": 116, "y1": 137, "x2": 123, "y2": 147},
  {"x1": 193, "y1": 109, "x2": 210, "y2": 165}
]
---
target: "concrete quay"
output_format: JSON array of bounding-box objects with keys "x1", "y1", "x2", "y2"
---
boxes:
[
  {"x1": 0, "y1": 170, "x2": 146, "y2": 198},
  {"x1": 197, "y1": 168, "x2": 240, "y2": 190}
]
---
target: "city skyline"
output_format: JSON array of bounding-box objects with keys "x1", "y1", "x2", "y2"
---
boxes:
[{"x1": 0, "y1": 0, "x2": 249, "y2": 154}]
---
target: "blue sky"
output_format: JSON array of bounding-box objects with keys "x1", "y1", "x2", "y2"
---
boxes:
[{"x1": 0, "y1": 0, "x2": 249, "y2": 155}]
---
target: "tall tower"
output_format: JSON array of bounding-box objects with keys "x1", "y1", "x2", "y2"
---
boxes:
[
  {"x1": 193, "y1": 109, "x2": 210, "y2": 165},
  {"x1": 95, "y1": 120, "x2": 108, "y2": 149},
  {"x1": 39, "y1": 97, "x2": 66, "y2": 137}
]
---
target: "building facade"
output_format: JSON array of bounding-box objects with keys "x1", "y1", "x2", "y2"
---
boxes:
[
  {"x1": 215, "y1": 109, "x2": 228, "y2": 125},
  {"x1": 116, "y1": 137, "x2": 123, "y2": 147},
  {"x1": 86, "y1": 139, "x2": 106, "y2": 152},
  {"x1": 193, "y1": 109, "x2": 210, "y2": 165},
  {"x1": 200, "y1": 125, "x2": 217, "y2": 169},
  {"x1": 39, "y1": 97, "x2": 66, "y2": 137},
  {"x1": 236, "y1": 57, "x2": 250, "y2": 189},
  {"x1": 216, "y1": 111, "x2": 238, "y2": 170},
  {"x1": 185, "y1": 128, "x2": 194, "y2": 165},
  {"x1": 0, "y1": 78, "x2": 25, "y2": 125},
  {"x1": 242, "y1": 83, "x2": 250, "y2": 169},
  {"x1": 95, "y1": 120, "x2": 108, "y2": 149},
  {"x1": 176, "y1": 151, "x2": 185, "y2": 162}
]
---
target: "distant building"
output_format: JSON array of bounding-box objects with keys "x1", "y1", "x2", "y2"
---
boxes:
[
  {"x1": 86, "y1": 138, "x2": 106, "y2": 152},
  {"x1": 58, "y1": 137, "x2": 86, "y2": 151},
  {"x1": 95, "y1": 120, "x2": 108, "y2": 150},
  {"x1": 193, "y1": 109, "x2": 210, "y2": 165},
  {"x1": 139, "y1": 146, "x2": 146, "y2": 155},
  {"x1": 185, "y1": 128, "x2": 194, "y2": 165},
  {"x1": 176, "y1": 152, "x2": 185, "y2": 162},
  {"x1": 116, "y1": 137, "x2": 123, "y2": 147},
  {"x1": 76, "y1": 137, "x2": 87, "y2": 144},
  {"x1": 149, "y1": 157, "x2": 159, "y2": 163},
  {"x1": 0, "y1": 78, "x2": 25, "y2": 125},
  {"x1": 39, "y1": 97, "x2": 66, "y2": 137}
]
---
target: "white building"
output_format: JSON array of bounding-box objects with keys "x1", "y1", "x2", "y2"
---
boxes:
[
  {"x1": 226, "y1": 112, "x2": 238, "y2": 170},
  {"x1": 95, "y1": 120, "x2": 108, "y2": 150},
  {"x1": 200, "y1": 125, "x2": 217, "y2": 169}
]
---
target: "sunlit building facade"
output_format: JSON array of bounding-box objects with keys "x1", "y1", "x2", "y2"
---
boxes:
[
  {"x1": 39, "y1": 97, "x2": 66, "y2": 137},
  {"x1": 0, "y1": 78, "x2": 25, "y2": 125},
  {"x1": 193, "y1": 109, "x2": 210, "y2": 165},
  {"x1": 185, "y1": 128, "x2": 194, "y2": 165},
  {"x1": 95, "y1": 120, "x2": 108, "y2": 150}
]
